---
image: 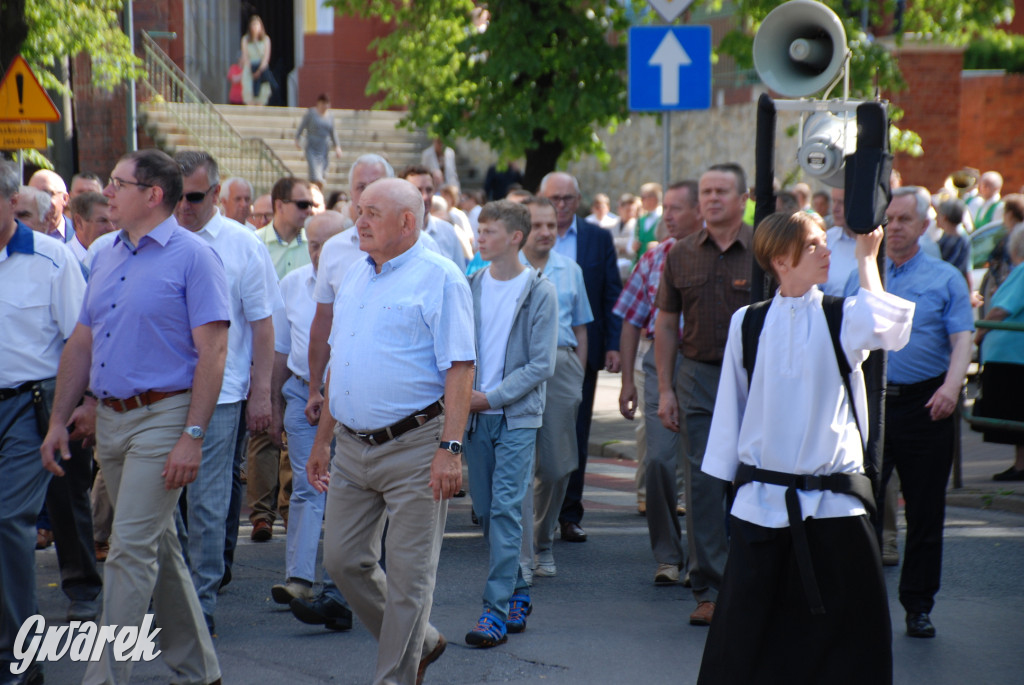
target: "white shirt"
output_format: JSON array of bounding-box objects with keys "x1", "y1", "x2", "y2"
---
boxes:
[
  {"x1": 68, "y1": 235, "x2": 89, "y2": 265},
  {"x1": 585, "y1": 212, "x2": 620, "y2": 230},
  {"x1": 274, "y1": 263, "x2": 317, "y2": 382},
  {"x1": 467, "y1": 205, "x2": 482, "y2": 232},
  {"x1": 477, "y1": 267, "x2": 531, "y2": 414},
  {"x1": 0, "y1": 223, "x2": 86, "y2": 387},
  {"x1": 196, "y1": 213, "x2": 282, "y2": 403},
  {"x1": 314, "y1": 227, "x2": 366, "y2": 306},
  {"x1": 823, "y1": 226, "x2": 857, "y2": 297},
  {"x1": 425, "y1": 215, "x2": 467, "y2": 271},
  {"x1": 702, "y1": 286, "x2": 914, "y2": 528}
]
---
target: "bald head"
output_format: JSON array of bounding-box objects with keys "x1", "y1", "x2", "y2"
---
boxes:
[
  {"x1": 307, "y1": 210, "x2": 347, "y2": 272},
  {"x1": 29, "y1": 169, "x2": 69, "y2": 232},
  {"x1": 356, "y1": 178, "x2": 424, "y2": 268}
]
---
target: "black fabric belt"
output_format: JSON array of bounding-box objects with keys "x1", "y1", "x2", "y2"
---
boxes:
[
  {"x1": 342, "y1": 399, "x2": 444, "y2": 447},
  {"x1": 885, "y1": 374, "x2": 944, "y2": 397},
  {"x1": 0, "y1": 381, "x2": 38, "y2": 401},
  {"x1": 734, "y1": 463, "x2": 876, "y2": 616}
]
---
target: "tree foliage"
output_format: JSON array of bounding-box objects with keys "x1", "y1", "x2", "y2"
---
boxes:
[
  {"x1": 2, "y1": 0, "x2": 142, "y2": 93},
  {"x1": 327, "y1": 0, "x2": 641, "y2": 188}
]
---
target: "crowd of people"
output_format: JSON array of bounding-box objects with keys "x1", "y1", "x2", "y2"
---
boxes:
[{"x1": 0, "y1": 146, "x2": 1020, "y2": 685}]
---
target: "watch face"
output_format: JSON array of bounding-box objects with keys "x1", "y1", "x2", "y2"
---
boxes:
[
  {"x1": 442, "y1": 440, "x2": 462, "y2": 454},
  {"x1": 184, "y1": 426, "x2": 204, "y2": 439}
]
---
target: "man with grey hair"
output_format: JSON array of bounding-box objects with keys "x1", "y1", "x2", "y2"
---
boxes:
[
  {"x1": 538, "y1": 171, "x2": 622, "y2": 544},
  {"x1": 307, "y1": 177, "x2": 474, "y2": 684},
  {"x1": 29, "y1": 169, "x2": 75, "y2": 243},
  {"x1": 304, "y1": 153, "x2": 394, "y2": 426},
  {"x1": 966, "y1": 170, "x2": 1004, "y2": 230},
  {"x1": 846, "y1": 185, "x2": 973, "y2": 639},
  {"x1": 173, "y1": 150, "x2": 281, "y2": 633},
  {"x1": 219, "y1": 176, "x2": 254, "y2": 226},
  {"x1": 1, "y1": 162, "x2": 86, "y2": 683},
  {"x1": 14, "y1": 184, "x2": 49, "y2": 233}
]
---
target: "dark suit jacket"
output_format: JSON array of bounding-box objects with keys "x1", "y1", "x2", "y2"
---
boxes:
[{"x1": 573, "y1": 217, "x2": 623, "y2": 371}]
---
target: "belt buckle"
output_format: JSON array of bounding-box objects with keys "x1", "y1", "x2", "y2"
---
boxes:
[
  {"x1": 800, "y1": 474, "x2": 824, "y2": 491},
  {"x1": 355, "y1": 431, "x2": 377, "y2": 446},
  {"x1": 117, "y1": 398, "x2": 129, "y2": 412}
]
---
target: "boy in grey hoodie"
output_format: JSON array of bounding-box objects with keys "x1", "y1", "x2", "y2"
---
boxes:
[{"x1": 464, "y1": 201, "x2": 558, "y2": 648}]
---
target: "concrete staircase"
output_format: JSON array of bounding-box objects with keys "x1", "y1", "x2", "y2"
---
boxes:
[{"x1": 139, "y1": 103, "x2": 430, "y2": 194}]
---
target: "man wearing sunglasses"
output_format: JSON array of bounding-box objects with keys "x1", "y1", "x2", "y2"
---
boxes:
[
  {"x1": 173, "y1": 152, "x2": 281, "y2": 635},
  {"x1": 257, "y1": 177, "x2": 315, "y2": 280},
  {"x1": 244, "y1": 177, "x2": 314, "y2": 552}
]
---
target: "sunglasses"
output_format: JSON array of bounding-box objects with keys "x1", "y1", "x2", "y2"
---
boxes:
[
  {"x1": 282, "y1": 199, "x2": 315, "y2": 210},
  {"x1": 183, "y1": 185, "x2": 216, "y2": 204}
]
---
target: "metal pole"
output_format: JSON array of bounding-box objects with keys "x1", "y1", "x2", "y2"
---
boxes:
[
  {"x1": 751, "y1": 93, "x2": 777, "y2": 303},
  {"x1": 125, "y1": 1, "x2": 138, "y2": 152},
  {"x1": 663, "y1": 111, "x2": 671, "y2": 189}
]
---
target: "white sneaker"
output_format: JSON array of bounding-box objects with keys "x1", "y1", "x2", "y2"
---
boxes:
[
  {"x1": 534, "y1": 551, "x2": 556, "y2": 577},
  {"x1": 654, "y1": 563, "x2": 680, "y2": 585},
  {"x1": 271, "y1": 580, "x2": 313, "y2": 605}
]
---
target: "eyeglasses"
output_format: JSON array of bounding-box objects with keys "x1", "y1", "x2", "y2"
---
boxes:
[
  {"x1": 282, "y1": 199, "x2": 315, "y2": 210},
  {"x1": 183, "y1": 185, "x2": 217, "y2": 204},
  {"x1": 547, "y1": 195, "x2": 578, "y2": 205},
  {"x1": 108, "y1": 176, "x2": 153, "y2": 192},
  {"x1": 251, "y1": 212, "x2": 273, "y2": 223}
]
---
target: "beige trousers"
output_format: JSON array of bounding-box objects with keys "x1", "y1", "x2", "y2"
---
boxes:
[
  {"x1": 83, "y1": 393, "x2": 219, "y2": 685},
  {"x1": 323, "y1": 416, "x2": 446, "y2": 685}
]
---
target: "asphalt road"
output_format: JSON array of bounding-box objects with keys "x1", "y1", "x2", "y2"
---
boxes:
[{"x1": 32, "y1": 453, "x2": 1024, "y2": 684}]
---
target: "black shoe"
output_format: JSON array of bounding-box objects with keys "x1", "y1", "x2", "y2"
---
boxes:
[
  {"x1": 204, "y1": 612, "x2": 216, "y2": 637},
  {"x1": 906, "y1": 612, "x2": 935, "y2": 638},
  {"x1": 219, "y1": 565, "x2": 232, "y2": 591},
  {"x1": 993, "y1": 466, "x2": 1024, "y2": 481},
  {"x1": 560, "y1": 521, "x2": 587, "y2": 543},
  {"x1": 290, "y1": 594, "x2": 353, "y2": 631}
]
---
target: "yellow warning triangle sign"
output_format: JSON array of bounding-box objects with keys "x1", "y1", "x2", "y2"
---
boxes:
[{"x1": 0, "y1": 56, "x2": 60, "y2": 122}]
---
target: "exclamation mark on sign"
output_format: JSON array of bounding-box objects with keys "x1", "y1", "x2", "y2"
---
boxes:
[{"x1": 16, "y1": 74, "x2": 24, "y2": 115}]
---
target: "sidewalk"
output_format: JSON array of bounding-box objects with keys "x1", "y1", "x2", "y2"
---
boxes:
[{"x1": 587, "y1": 371, "x2": 1024, "y2": 515}]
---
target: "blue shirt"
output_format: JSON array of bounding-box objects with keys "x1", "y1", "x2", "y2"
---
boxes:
[
  {"x1": 327, "y1": 240, "x2": 475, "y2": 430},
  {"x1": 983, "y1": 262, "x2": 1024, "y2": 365},
  {"x1": 82, "y1": 216, "x2": 231, "y2": 399},
  {"x1": 847, "y1": 250, "x2": 973, "y2": 384},
  {"x1": 520, "y1": 249, "x2": 593, "y2": 347},
  {"x1": 552, "y1": 216, "x2": 579, "y2": 262}
]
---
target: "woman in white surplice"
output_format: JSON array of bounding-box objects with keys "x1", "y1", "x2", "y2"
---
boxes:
[{"x1": 697, "y1": 212, "x2": 915, "y2": 685}]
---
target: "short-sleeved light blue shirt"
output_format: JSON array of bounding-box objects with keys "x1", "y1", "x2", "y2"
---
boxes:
[
  {"x1": 520, "y1": 249, "x2": 593, "y2": 347},
  {"x1": 327, "y1": 240, "x2": 475, "y2": 430},
  {"x1": 847, "y1": 250, "x2": 973, "y2": 384},
  {"x1": 983, "y1": 262, "x2": 1024, "y2": 365}
]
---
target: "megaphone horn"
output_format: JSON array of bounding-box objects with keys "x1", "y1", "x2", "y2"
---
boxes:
[{"x1": 753, "y1": 0, "x2": 848, "y2": 98}]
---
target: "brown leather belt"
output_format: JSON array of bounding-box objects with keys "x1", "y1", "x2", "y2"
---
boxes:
[
  {"x1": 342, "y1": 399, "x2": 444, "y2": 447},
  {"x1": 102, "y1": 389, "x2": 189, "y2": 413}
]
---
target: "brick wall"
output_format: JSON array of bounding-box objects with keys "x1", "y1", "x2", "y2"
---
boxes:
[
  {"x1": 888, "y1": 47, "x2": 964, "y2": 193},
  {"x1": 959, "y1": 73, "x2": 1024, "y2": 193},
  {"x1": 297, "y1": 14, "x2": 390, "y2": 110}
]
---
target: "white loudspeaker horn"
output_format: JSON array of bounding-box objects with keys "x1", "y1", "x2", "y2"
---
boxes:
[{"x1": 753, "y1": 0, "x2": 848, "y2": 98}]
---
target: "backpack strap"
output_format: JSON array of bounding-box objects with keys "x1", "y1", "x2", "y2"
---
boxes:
[{"x1": 741, "y1": 299, "x2": 772, "y2": 387}]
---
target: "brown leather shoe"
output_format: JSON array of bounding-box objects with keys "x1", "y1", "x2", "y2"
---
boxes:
[
  {"x1": 560, "y1": 521, "x2": 587, "y2": 543},
  {"x1": 36, "y1": 529, "x2": 54, "y2": 550},
  {"x1": 689, "y1": 601, "x2": 715, "y2": 626},
  {"x1": 416, "y1": 633, "x2": 447, "y2": 685},
  {"x1": 251, "y1": 519, "x2": 272, "y2": 542}
]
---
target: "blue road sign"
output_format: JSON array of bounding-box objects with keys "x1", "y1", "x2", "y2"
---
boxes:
[{"x1": 628, "y1": 26, "x2": 711, "y2": 111}]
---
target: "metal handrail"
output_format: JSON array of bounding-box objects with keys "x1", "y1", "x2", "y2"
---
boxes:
[
  {"x1": 136, "y1": 32, "x2": 290, "y2": 195},
  {"x1": 975, "y1": 319, "x2": 1024, "y2": 331}
]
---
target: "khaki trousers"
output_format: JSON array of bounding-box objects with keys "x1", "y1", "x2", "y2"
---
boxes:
[
  {"x1": 323, "y1": 416, "x2": 446, "y2": 685},
  {"x1": 84, "y1": 393, "x2": 219, "y2": 685}
]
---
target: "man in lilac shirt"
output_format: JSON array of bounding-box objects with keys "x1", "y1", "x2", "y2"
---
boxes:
[{"x1": 42, "y1": 149, "x2": 229, "y2": 685}]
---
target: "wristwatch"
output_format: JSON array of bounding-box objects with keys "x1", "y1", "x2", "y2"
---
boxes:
[
  {"x1": 182, "y1": 425, "x2": 205, "y2": 440},
  {"x1": 439, "y1": 440, "x2": 462, "y2": 455}
]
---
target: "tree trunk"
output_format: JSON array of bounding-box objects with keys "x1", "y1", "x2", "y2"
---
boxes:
[
  {"x1": 0, "y1": 0, "x2": 29, "y2": 73},
  {"x1": 522, "y1": 128, "x2": 564, "y2": 193}
]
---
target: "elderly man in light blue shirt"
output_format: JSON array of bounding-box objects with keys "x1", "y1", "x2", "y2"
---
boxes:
[
  {"x1": 307, "y1": 178, "x2": 474, "y2": 685},
  {"x1": 519, "y1": 197, "x2": 593, "y2": 579}
]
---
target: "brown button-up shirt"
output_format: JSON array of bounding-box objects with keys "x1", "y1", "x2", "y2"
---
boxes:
[{"x1": 655, "y1": 224, "x2": 753, "y2": 364}]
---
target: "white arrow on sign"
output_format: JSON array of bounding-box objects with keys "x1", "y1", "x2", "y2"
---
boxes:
[
  {"x1": 648, "y1": 31, "x2": 691, "y2": 106},
  {"x1": 647, "y1": 0, "x2": 696, "y2": 23}
]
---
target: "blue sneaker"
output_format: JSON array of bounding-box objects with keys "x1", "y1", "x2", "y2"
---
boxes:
[
  {"x1": 465, "y1": 611, "x2": 507, "y2": 648},
  {"x1": 507, "y1": 594, "x2": 532, "y2": 634}
]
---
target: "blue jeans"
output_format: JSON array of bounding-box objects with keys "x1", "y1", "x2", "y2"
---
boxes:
[
  {"x1": 465, "y1": 414, "x2": 535, "y2": 621},
  {"x1": 283, "y1": 375, "x2": 326, "y2": 583},
  {"x1": 176, "y1": 400, "x2": 241, "y2": 617}
]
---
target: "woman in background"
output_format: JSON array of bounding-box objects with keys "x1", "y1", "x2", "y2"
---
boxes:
[
  {"x1": 242, "y1": 15, "x2": 276, "y2": 106},
  {"x1": 295, "y1": 94, "x2": 342, "y2": 187}
]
